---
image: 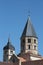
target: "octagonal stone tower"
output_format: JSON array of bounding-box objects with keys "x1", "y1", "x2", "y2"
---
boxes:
[
  {"x1": 20, "y1": 17, "x2": 38, "y2": 55},
  {"x1": 3, "y1": 38, "x2": 15, "y2": 62}
]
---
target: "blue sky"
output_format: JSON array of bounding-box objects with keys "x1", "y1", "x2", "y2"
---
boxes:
[{"x1": 0, "y1": 0, "x2": 43, "y2": 61}]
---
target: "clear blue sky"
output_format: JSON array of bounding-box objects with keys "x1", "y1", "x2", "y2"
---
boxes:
[{"x1": 0, "y1": 0, "x2": 43, "y2": 61}]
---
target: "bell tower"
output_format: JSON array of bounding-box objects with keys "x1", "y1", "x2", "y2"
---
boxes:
[
  {"x1": 3, "y1": 38, "x2": 15, "y2": 62},
  {"x1": 21, "y1": 16, "x2": 38, "y2": 55}
]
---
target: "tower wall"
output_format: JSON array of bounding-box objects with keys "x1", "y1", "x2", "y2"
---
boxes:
[
  {"x1": 3, "y1": 49, "x2": 15, "y2": 62},
  {"x1": 21, "y1": 37, "x2": 38, "y2": 55}
]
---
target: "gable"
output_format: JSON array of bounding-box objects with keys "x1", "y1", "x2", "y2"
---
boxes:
[{"x1": 9, "y1": 54, "x2": 19, "y2": 63}]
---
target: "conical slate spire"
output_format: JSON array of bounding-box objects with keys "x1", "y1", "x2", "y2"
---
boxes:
[
  {"x1": 3, "y1": 37, "x2": 15, "y2": 50},
  {"x1": 21, "y1": 17, "x2": 37, "y2": 38}
]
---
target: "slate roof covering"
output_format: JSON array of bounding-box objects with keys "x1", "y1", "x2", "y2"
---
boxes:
[
  {"x1": 21, "y1": 17, "x2": 37, "y2": 38},
  {"x1": 3, "y1": 38, "x2": 15, "y2": 50},
  {"x1": 9, "y1": 54, "x2": 19, "y2": 63}
]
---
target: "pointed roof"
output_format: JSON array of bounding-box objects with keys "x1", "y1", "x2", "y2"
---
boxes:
[
  {"x1": 3, "y1": 38, "x2": 15, "y2": 50},
  {"x1": 21, "y1": 17, "x2": 37, "y2": 38},
  {"x1": 9, "y1": 54, "x2": 19, "y2": 62}
]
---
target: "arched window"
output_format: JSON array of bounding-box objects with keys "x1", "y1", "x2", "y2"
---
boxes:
[
  {"x1": 28, "y1": 45, "x2": 30, "y2": 49},
  {"x1": 34, "y1": 39, "x2": 36, "y2": 43},
  {"x1": 34, "y1": 45, "x2": 36, "y2": 50},
  {"x1": 28, "y1": 39, "x2": 31, "y2": 43}
]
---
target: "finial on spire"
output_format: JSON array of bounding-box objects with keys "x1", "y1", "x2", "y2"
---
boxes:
[
  {"x1": 28, "y1": 10, "x2": 30, "y2": 20},
  {"x1": 28, "y1": 10, "x2": 30, "y2": 17},
  {"x1": 8, "y1": 34, "x2": 11, "y2": 42}
]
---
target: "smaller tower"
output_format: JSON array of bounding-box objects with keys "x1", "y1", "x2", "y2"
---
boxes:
[{"x1": 3, "y1": 38, "x2": 15, "y2": 62}]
